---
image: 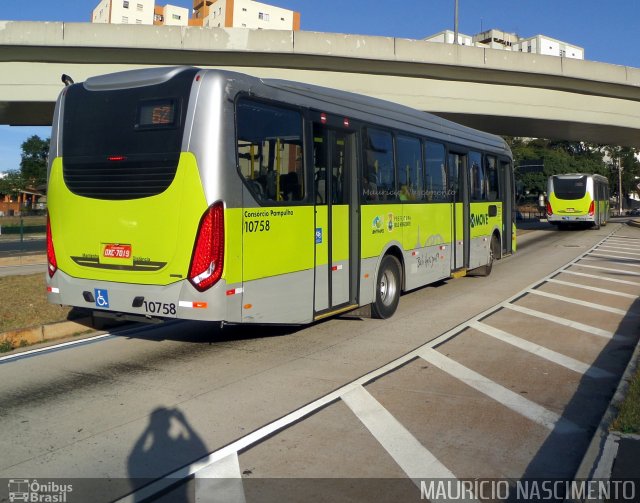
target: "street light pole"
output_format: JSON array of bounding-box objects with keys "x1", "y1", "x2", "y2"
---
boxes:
[{"x1": 454, "y1": 0, "x2": 459, "y2": 45}]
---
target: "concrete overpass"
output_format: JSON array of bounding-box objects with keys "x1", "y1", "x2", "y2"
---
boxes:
[{"x1": 2, "y1": 21, "x2": 640, "y2": 146}]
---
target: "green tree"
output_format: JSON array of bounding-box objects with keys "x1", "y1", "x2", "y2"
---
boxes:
[
  {"x1": 0, "y1": 170, "x2": 26, "y2": 197},
  {"x1": 20, "y1": 135, "x2": 49, "y2": 186}
]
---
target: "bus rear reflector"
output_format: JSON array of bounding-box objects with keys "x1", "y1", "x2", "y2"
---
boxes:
[
  {"x1": 46, "y1": 214, "x2": 57, "y2": 278},
  {"x1": 188, "y1": 202, "x2": 224, "y2": 292},
  {"x1": 588, "y1": 201, "x2": 595, "y2": 216},
  {"x1": 546, "y1": 202, "x2": 553, "y2": 216}
]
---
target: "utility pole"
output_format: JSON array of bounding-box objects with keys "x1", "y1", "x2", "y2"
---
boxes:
[
  {"x1": 453, "y1": 0, "x2": 459, "y2": 45},
  {"x1": 618, "y1": 156, "x2": 623, "y2": 216}
]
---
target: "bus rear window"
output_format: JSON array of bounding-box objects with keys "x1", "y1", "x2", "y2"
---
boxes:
[
  {"x1": 553, "y1": 176, "x2": 587, "y2": 200},
  {"x1": 61, "y1": 68, "x2": 197, "y2": 200}
]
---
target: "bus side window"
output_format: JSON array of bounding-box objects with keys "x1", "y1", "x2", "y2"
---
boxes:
[
  {"x1": 469, "y1": 151, "x2": 486, "y2": 201},
  {"x1": 424, "y1": 142, "x2": 447, "y2": 202},
  {"x1": 396, "y1": 135, "x2": 423, "y2": 201},
  {"x1": 485, "y1": 155, "x2": 499, "y2": 201},
  {"x1": 364, "y1": 128, "x2": 395, "y2": 202},
  {"x1": 236, "y1": 98, "x2": 305, "y2": 203}
]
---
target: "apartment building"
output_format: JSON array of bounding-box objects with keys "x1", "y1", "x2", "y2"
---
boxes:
[
  {"x1": 192, "y1": 0, "x2": 300, "y2": 30},
  {"x1": 92, "y1": 0, "x2": 189, "y2": 26},
  {"x1": 425, "y1": 28, "x2": 584, "y2": 60},
  {"x1": 513, "y1": 35, "x2": 583, "y2": 59}
]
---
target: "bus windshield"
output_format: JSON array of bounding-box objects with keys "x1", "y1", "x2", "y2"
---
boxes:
[{"x1": 553, "y1": 176, "x2": 587, "y2": 200}]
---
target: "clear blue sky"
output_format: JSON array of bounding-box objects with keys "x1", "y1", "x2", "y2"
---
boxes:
[{"x1": 2, "y1": 0, "x2": 639, "y2": 172}]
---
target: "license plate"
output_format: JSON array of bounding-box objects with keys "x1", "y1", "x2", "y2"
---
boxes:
[{"x1": 102, "y1": 243, "x2": 132, "y2": 259}]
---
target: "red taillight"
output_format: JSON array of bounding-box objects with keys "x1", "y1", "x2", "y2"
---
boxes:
[
  {"x1": 546, "y1": 202, "x2": 553, "y2": 216},
  {"x1": 46, "y1": 214, "x2": 57, "y2": 278},
  {"x1": 588, "y1": 200, "x2": 595, "y2": 216},
  {"x1": 188, "y1": 202, "x2": 224, "y2": 292}
]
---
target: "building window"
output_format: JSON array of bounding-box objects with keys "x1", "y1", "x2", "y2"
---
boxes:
[
  {"x1": 259, "y1": 12, "x2": 270, "y2": 21},
  {"x1": 560, "y1": 49, "x2": 566, "y2": 57},
  {"x1": 123, "y1": 0, "x2": 129, "y2": 8},
  {"x1": 136, "y1": 19, "x2": 142, "y2": 24},
  {"x1": 172, "y1": 14, "x2": 181, "y2": 20},
  {"x1": 259, "y1": 12, "x2": 264, "y2": 19},
  {"x1": 137, "y1": 3, "x2": 143, "y2": 11},
  {"x1": 242, "y1": 23, "x2": 246, "y2": 27},
  {"x1": 154, "y1": 13, "x2": 163, "y2": 22},
  {"x1": 281, "y1": 17, "x2": 285, "y2": 21},
  {"x1": 122, "y1": 16, "x2": 128, "y2": 23},
  {"x1": 242, "y1": 7, "x2": 247, "y2": 11}
]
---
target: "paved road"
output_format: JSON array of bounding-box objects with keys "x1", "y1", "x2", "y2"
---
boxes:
[
  {"x1": 0, "y1": 237, "x2": 45, "y2": 257},
  {"x1": 0, "y1": 223, "x2": 637, "y2": 503}
]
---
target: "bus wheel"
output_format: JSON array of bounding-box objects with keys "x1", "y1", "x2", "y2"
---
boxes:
[
  {"x1": 477, "y1": 234, "x2": 500, "y2": 277},
  {"x1": 372, "y1": 255, "x2": 402, "y2": 319}
]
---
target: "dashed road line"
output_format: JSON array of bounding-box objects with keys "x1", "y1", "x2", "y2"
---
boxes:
[
  {"x1": 417, "y1": 348, "x2": 581, "y2": 433},
  {"x1": 593, "y1": 248, "x2": 640, "y2": 257},
  {"x1": 583, "y1": 255, "x2": 640, "y2": 267},
  {"x1": 570, "y1": 263, "x2": 640, "y2": 277},
  {"x1": 502, "y1": 303, "x2": 622, "y2": 340},
  {"x1": 558, "y1": 269, "x2": 640, "y2": 286},
  {"x1": 342, "y1": 386, "x2": 458, "y2": 482},
  {"x1": 545, "y1": 278, "x2": 639, "y2": 299},
  {"x1": 469, "y1": 321, "x2": 613, "y2": 379},
  {"x1": 526, "y1": 288, "x2": 632, "y2": 316}
]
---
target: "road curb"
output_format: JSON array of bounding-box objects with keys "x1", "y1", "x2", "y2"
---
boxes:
[
  {"x1": 0, "y1": 317, "x2": 94, "y2": 351},
  {"x1": 574, "y1": 329, "x2": 640, "y2": 482},
  {"x1": 627, "y1": 219, "x2": 640, "y2": 229}
]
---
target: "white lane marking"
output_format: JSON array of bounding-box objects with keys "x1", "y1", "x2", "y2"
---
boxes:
[
  {"x1": 342, "y1": 387, "x2": 459, "y2": 483},
  {"x1": 596, "y1": 245, "x2": 640, "y2": 252},
  {"x1": 546, "y1": 278, "x2": 638, "y2": 299},
  {"x1": 469, "y1": 321, "x2": 613, "y2": 379},
  {"x1": 584, "y1": 255, "x2": 640, "y2": 267},
  {"x1": 417, "y1": 348, "x2": 580, "y2": 434},
  {"x1": 559, "y1": 269, "x2": 640, "y2": 286},
  {"x1": 595, "y1": 247, "x2": 640, "y2": 257},
  {"x1": 503, "y1": 303, "x2": 622, "y2": 340},
  {"x1": 195, "y1": 453, "x2": 246, "y2": 503},
  {"x1": 0, "y1": 333, "x2": 114, "y2": 363},
  {"x1": 526, "y1": 289, "x2": 631, "y2": 316},
  {"x1": 571, "y1": 263, "x2": 640, "y2": 277}
]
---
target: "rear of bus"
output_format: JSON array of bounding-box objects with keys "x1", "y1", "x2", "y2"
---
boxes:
[
  {"x1": 46, "y1": 67, "x2": 234, "y2": 323},
  {"x1": 547, "y1": 174, "x2": 596, "y2": 227}
]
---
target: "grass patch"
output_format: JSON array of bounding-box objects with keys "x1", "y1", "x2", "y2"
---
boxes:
[
  {"x1": 611, "y1": 366, "x2": 640, "y2": 434},
  {"x1": 0, "y1": 273, "x2": 72, "y2": 333}
]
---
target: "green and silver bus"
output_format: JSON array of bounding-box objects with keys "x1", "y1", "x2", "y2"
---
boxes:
[
  {"x1": 46, "y1": 67, "x2": 515, "y2": 324},
  {"x1": 547, "y1": 173, "x2": 609, "y2": 229}
]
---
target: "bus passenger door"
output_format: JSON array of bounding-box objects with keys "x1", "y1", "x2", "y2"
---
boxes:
[
  {"x1": 448, "y1": 152, "x2": 469, "y2": 270},
  {"x1": 313, "y1": 121, "x2": 357, "y2": 314},
  {"x1": 499, "y1": 159, "x2": 514, "y2": 254}
]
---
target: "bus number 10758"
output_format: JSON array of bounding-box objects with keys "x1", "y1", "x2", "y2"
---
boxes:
[{"x1": 244, "y1": 220, "x2": 270, "y2": 233}]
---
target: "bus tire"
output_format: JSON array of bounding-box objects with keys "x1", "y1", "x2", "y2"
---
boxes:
[
  {"x1": 476, "y1": 234, "x2": 500, "y2": 277},
  {"x1": 372, "y1": 255, "x2": 402, "y2": 319}
]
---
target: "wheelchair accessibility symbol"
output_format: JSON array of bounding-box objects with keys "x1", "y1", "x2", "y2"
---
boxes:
[{"x1": 94, "y1": 289, "x2": 109, "y2": 308}]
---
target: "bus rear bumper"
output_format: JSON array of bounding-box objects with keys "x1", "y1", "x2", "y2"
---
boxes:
[
  {"x1": 46, "y1": 270, "x2": 240, "y2": 323},
  {"x1": 548, "y1": 214, "x2": 594, "y2": 223}
]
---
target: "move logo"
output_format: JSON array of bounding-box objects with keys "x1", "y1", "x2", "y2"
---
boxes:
[
  {"x1": 470, "y1": 212, "x2": 490, "y2": 228},
  {"x1": 372, "y1": 216, "x2": 384, "y2": 234}
]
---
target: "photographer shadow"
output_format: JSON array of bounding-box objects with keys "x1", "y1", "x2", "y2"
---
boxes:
[{"x1": 127, "y1": 407, "x2": 208, "y2": 502}]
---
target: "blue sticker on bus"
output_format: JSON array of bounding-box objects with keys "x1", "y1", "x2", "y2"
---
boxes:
[
  {"x1": 315, "y1": 228, "x2": 323, "y2": 244},
  {"x1": 95, "y1": 289, "x2": 109, "y2": 308}
]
